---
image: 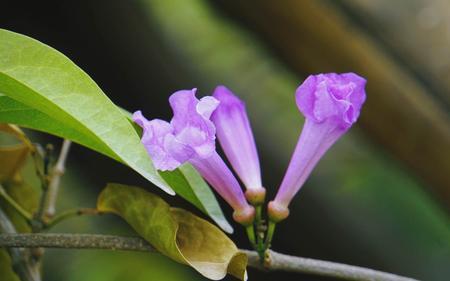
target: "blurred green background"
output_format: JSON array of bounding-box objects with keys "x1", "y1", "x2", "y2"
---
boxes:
[{"x1": 1, "y1": 0, "x2": 449, "y2": 280}]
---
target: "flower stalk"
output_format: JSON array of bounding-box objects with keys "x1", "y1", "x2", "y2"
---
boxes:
[{"x1": 264, "y1": 220, "x2": 277, "y2": 250}]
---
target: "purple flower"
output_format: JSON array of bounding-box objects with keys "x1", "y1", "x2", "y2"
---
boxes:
[
  {"x1": 269, "y1": 73, "x2": 366, "y2": 221},
  {"x1": 133, "y1": 89, "x2": 254, "y2": 224},
  {"x1": 211, "y1": 86, "x2": 265, "y2": 204}
]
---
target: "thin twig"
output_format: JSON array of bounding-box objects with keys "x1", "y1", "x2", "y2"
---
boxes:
[
  {"x1": 242, "y1": 250, "x2": 418, "y2": 281},
  {"x1": 35, "y1": 144, "x2": 53, "y2": 221},
  {"x1": 0, "y1": 233, "x2": 418, "y2": 281},
  {"x1": 44, "y1": 208, "x2": 101, "y2": 229},
  {"x1": 0, "y1": 233, "x2": 153, "y2": 252},
  {"x1": 44, "y1": 140, "x2": 71, "y2": 218},
  {"x1": 28, "y1": 140, "x2": 71, "y2": 279},
  {"x1": 0, "y1": 184, "x2": 33, "y2": 221},
  {"x1": 0, "y1": 210, "x2": 40, "y2": 281}
]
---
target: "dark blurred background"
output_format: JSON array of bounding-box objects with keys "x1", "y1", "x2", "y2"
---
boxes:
[{"x1": 1, "y1": 0, "x2": 449, "y2": 280}]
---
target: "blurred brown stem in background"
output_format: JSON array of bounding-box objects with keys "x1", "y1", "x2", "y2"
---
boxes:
[{"x1": 215, "y1": 0, "x2": 450, "y2": 208}]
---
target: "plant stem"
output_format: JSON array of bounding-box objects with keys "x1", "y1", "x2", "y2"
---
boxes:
[
  {"x1": 255, "y1": 205, "x2": 262, "y2": 226},
  {"x1": 0, "y1": 210, "x2": 41, "y2": 281},
  {"x1": 0, "y1": 184, "x2": 33, "y2": 221},
  {"x1": 0, "y1": 233, "x2": 419, "y2": 281},
  {"x1": 44, "y1": 208, "x2": 101, "y2": 229},
  {"x1": 253, "y1": 205, "x2": 265, "y2": 261},
  {"x1": 29, "y1": 140, "x2": 71, "y2": 279},
  {"x1": 30, "y1": 144, "x2": 45, "y2": 184},
  {"x1": 35, "y1": 145, "x2": 53, "y2": 221},
  {"x1": 44, "y1": 140, "x2": 71, "y2": 218},
  {"x1": 245, "y1": 225, "x2": 256, "y2": 247},
  {"x1": 35, "y1": 140, "x2": 71, "y2": 224},
  {"x1": 264, "y1": 220, "x2": 276, "y2": 249}
]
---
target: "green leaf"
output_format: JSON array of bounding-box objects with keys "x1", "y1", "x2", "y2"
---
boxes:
[
  {"x1": 0, "y1": 29, "x2": 231, "y2": 233},
  {"x1": 0, "y1": 28, "x2": 172, "y2": 194},
  {"x1": 0, "y1": 96, "x2": 232, "y2": 234},
  {"x1": 97, "y1": 184, "x2": 247, "y2": 280},
  {"x1": 0, "y1": 94, "x2": 111, "y2": 159}
]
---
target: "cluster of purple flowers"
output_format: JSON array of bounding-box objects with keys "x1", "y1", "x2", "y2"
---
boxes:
[{"x1": 134, "y1": 73, "x2": 366, "y2": 225}]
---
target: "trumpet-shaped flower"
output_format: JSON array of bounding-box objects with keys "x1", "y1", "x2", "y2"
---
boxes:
[
  {"x1": 269, "y1": 73, "x2": 366, "y2": 221},
  {"x1": 133, "y1": 89, "x2": 254, "y2": 224},
  {"x1": 211, "y1": 86, "x2": 265, "y2": 204}
]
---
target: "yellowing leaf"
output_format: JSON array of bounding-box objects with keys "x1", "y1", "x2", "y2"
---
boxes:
[
  {"x1": 0, "y1": 125, "x2": 37, "y2": 278},
  {"x1": 97, "y1": 184, "x2": 246, "y2": 280},
  {"x1": 0, "y1": 144, "x2": 29, "y2": 182},
  {"x1": 0, "y1": 124, "x2": 32, "y2": 182},
  {"x1": 0, "y1": 124, "x2": 33, "y2": 149}
]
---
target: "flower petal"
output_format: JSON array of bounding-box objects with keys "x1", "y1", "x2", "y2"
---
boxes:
[
  {"x1": 190, "y1": 151, "x2": 254, "y2": 223},
  {"x1": 296, "y1": 72, "x2": 366, "y2": 128},
  {"x1": 197, "y1": 96, "x2": 220, "y2": 119},
  {"x1": 169, "y1": 89, "x2": 217, "y2": 159},
  {"x1": 133, "y1": 112, "x2": 182, "y2": 171},
  {"x1": 271, "y1": 73, "x2": 367, "y2": 217},
  {"x1": 212, "y1": 86, "x2": 262, "y2": 191}
]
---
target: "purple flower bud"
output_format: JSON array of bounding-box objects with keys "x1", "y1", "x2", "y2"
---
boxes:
[
  {"x1": 211, "y1": 86, "x2": 265, "y2": 204},
  {"x1": 269, "y1": 73, "x2": 366, "y2": 221},
  {"x1": 133, "y1": 89, "x2": 254, "y2": 224}
]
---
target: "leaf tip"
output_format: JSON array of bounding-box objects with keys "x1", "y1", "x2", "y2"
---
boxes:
[{"x1": 220, "y1": 222, "x2": 234, "y2": 234}]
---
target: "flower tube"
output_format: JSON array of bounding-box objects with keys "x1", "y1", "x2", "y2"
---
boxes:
[
  {"x1": 133, "y1": 89, "x2": 255, "y2": 225},
  {"x1": 269, "y1": 73, "x2": 367, "y2": 222},
  {"x1": 211, "y1": 86, "x2": 265, "y2": 204}
]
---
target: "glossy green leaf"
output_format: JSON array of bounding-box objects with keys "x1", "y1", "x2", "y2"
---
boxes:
[
  {"x1": 0, "y1": 94, "x2": 111, "y2": 159},
  {"x1": 0, "y1": 101, "x2": 232, "y2": 234},
  {"x1": 0, "y1": 30, "x2": 231, "y2": 232},
  {"x1": 0, "y1": 28, "x2": 172, "y2": 194},
  {"x1": 97, "y1": 184, "x2": 246, "y2": 280}
]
